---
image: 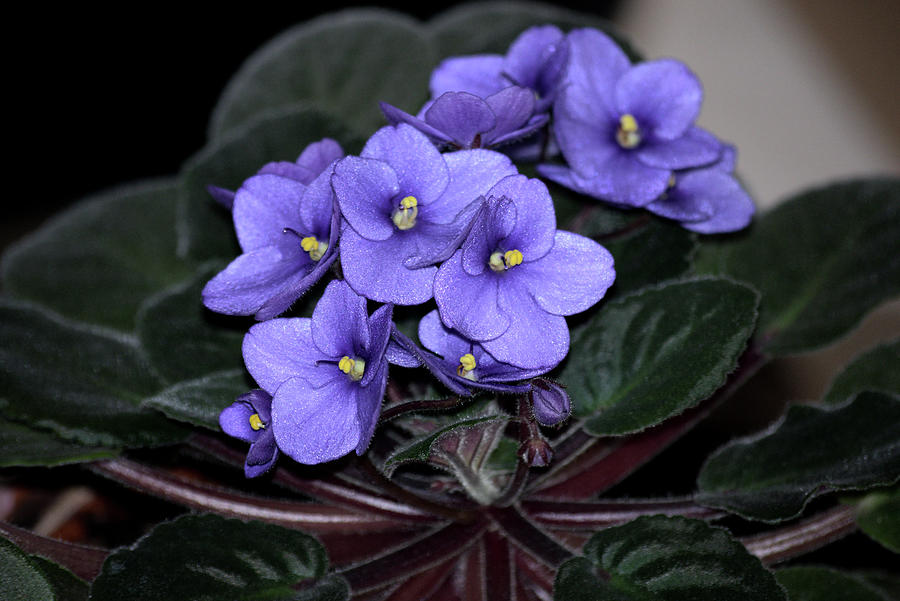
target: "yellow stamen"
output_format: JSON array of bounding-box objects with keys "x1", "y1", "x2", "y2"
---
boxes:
[
  {"x1": 489, "y1": 251, "x2": 506, "y2": 272},
  {"x1": 489, "y1": 249, "x2": 524, "y2": 272},
  {"x1": 249, "y1": 413, "x2": 265, "y2": 431},
  {"x1": 457, "y1": 353, "x2": 477, "y2": 381},
  {"x1": 338, "y1": 355, "x2": 366, "y2": 381},
  {"x1": 616, "y1": 113, "x2": 641, "y2": 149},
  {"x1": 300, "y1": 236, "x2": 328, "y2": 261},
  {"x1": 504, "y1": 249, "x2": 523, "y2": 268},
  {"x1": 667, "y1": 174, "x2": 677, "y2": 189},
  {"x1": 392, "y1": 195, "x2": 419, "y2": 230}
]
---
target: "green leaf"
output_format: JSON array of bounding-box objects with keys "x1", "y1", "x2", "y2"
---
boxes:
[
  {"x1": 856, "y1": 572, "x2": 900, "y2": 601},
  {"x1": 430, "y1": 1, "x2": 642, "y2": 61},
  {"x1": 0, "y1": 416, "x2": 117, "y2": 467},
  {"x1": 553, "y1": 515, "x2": 785, "y2": 601},
  {"x1": 0, "y1": 536, "x2": 56, "y2": 601},
  {"x1": 136, "y1": 267, "x2": 245, "y2": 384},
  {"x1": 561, "y1": 278, "x2": 758, "y2": 436},
  {"x1": 695, "y1": 178, "x2": 900, "y2": 355},
  {"x1": 209, "y1": 10, "x2": 434, "y2": 138},
  {"x1": 776, "y1": 566, "x2": 891, "y2": 601},
  {"x1": 143, "y1": 369, "x2": 249, "y2": 430},
  {"x1": 824, "y1": 339, "x2": 900, "y2": 405},
  {"x1": 0, "y1": 300, "x2": 186, "y2": 448},
  {"x1": 696, "y1": 391, "x2": 900, "y2": 522},
  {"x1": 90, "y1": 514, "x2": 339, "y2": 601},
  {"x1": 2, "y1": 179, "x2": 193, "y2": 332},
  {"x1": 179, "y1": 106, "x2": 361, "y2": 263},
  {"x1": 603, "y1": 219, "x2": 696, "y2": 294},
  {"x1": 28, "y1": 556, "x2": 89, "y2": 601},
  {"x1": 855, "y1": 487, "x2": 900, "y2": 553}
]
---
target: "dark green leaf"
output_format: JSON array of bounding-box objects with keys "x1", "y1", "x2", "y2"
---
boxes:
[
  {"x1": 2, "y1": 179, "x2": 193, "y2": 331},
  {"x1": 695, "y1": 179, "x2": 900, "y2": 355},
  {"x1": 856, "y1": 572, "x2": 900, "y2": 600},
  {"x1": 561, "y1": 278, "x2": 758, "y2": 436},
  {"x1": 553, "y1": 515, "x2": 785, "y2": 601},
  {"x1": 696, "y1": 391, "x2": 900, "y2": 522},
  {"x1": 179, "y1": 106, "x2": 361, "y2": 263},
  {"x1": 855, "y1": 487, "x2": 900, "y2": 553},
  {"x1": 136, "y1": 267, "x2": 245, "y2": 384},
  {"x1": 0, "y1": 416, "x2": 117, "y2": 467},
  {"x1": 143, "y1": 369, "x2": 249, "y2": 430},
  {"x1": 824, "y1": 339, "x2": 900, "y2": 405},
  {"x1": 430, "y1": 1, "x2": 642, "y2": 61},
  {"x1": 0, "y1": 536, "x2": 56, "y2": 601},
  {"x1": 90, "y1": 514, "x2": 335, "y2": 601},
  {"x1": 776, "y1": 566, "x2": 891, "y2": 601},
  {"x1": 209, "y1": 10, "x2": 434, "y2": 138},
  {"x1": 29, "y1": 556, "x2": 89, "y2": 601},
  {"x1": 0, "y1": 300, "x2": 186, "y2": 448},
  {"x1": 603, "y1": 219, "x2": 696, "y2": 294}
]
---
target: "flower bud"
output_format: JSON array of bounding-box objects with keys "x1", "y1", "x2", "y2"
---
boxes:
[
  {"x1": 529, "y1": 378, "x2": 571, "y2": 426},
  {"x1": 518, "y1": 437, "x2": 554, "y2": 467}
]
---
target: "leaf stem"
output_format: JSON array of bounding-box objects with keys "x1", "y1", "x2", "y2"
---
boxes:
[
  {"x1": 0, "y1": 520, "x2": 108, "y2": 581},
  {"x1": 522, "y1": 497, "x2": 725, "y2": 530},
  {"x1": 741, "y1": 505, "x2": 857, "y2": 565}
]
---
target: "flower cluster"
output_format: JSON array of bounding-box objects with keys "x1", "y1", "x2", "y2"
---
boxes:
[{"x1": 210, "y1": 25, "x2": 753, "y2": 476}]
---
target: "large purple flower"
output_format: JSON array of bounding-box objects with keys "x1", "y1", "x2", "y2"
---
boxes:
[
  {"x1": 380, "y1": 87, "x2": 547, "y2": 151},
  {"x1": 434, "y1": 175, "x2": 615, "y2": 370},
  {"x1": 539, "y1": 29, "x2": 721, "y2": 207},
  {"x1": 202, "y1": 157, "x2": 341, "y2": 321},
  {"x1": 219, "y1": 389, "x2": 279, "y2": 478},
  {"x1": 332, "y1": 124, "x2": 517, "y2": 305},
  {"x1": 241, "y1": 280, "x2": 392, "y2": 465}
]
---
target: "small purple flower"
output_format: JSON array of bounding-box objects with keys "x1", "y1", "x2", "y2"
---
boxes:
[
  {"x1": 206, "y1": 138, "x2": 344, "y2": 210},
  {"x1": 539, "y1": 29, "x2": 721, "y2": 207},
  {"x1": 241, "y1": 280, "x2": 392, "y2": 465},
  {"x1": 202, "y1": 157, "x2": 342, "y2": 321},
  {"x1": 380, "y1": 87, "x2": 547, "y2": 151},
  {"x1": 219, "y1": 389, "x2": 279, "y2": 478},
  {"x1": 528, "y1": 379, "x2": 571, "y2": 426},
  {"x1": 332, "y1": 124, "x2": 517, "y2": 305},
  {"x1": 434, "y1": 174, "x2": 615, "y2": 370}
]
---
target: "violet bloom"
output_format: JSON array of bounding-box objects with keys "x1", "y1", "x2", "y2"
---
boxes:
[
  {"x1": 219, "y1": 389, "x2": 279, "y2": 478},
  {"x1": 430, "y1": 25, "x2": 568, "y2": 113},
  {"x1": 202, "y1": 160, "x2": 341, "y2": 321},
  {"x1": 434, "y1": 175, "x2": 615, "y2": 370},
  {"x1": 380, "y1": 87, "x2": 547, "y2": 151},
  {"x1": 528, "y1": 379, "x2": 571, "y2": 427},
  {"x1": 206, "y1": 138, "x2": 343, "y2": 210},
  {"x1": 241, "y1": 280, "x2": 392, "y2": 465},
  {"x1": 539, "y1": 28, "x2": 721, "y2": 207},
  {"x1": 332, "y1": 124, "x2": 516, "y2": 305}
]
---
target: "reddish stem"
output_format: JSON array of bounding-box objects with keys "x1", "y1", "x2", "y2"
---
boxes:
[
  {"x1": 742, "y1": 505, "x2": 858, "y2": 565},
  {"x1": 0, "y1": 520, "x2": 108, "y2": 581},
  {"x1": 522, "y1": 497, "x2": 725, "y2": 530},
  {"x1": 486, "y1": 505, "x2": 574, "y2": 568}
]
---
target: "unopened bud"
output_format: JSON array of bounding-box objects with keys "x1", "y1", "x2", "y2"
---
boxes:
[
  {"x1": 529, "y1": 379, "x2": 571, "y2": 426},
  {"x1": 519, "y1": 437, "x2": 554, "y2": 467}
]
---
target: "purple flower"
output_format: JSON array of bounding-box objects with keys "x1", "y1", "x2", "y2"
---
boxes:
[
  {"x1": 434, "y1": 174, "x2": 615, "y2": 370},
  {"x1": 201, "y1": 158, "x2": 342, "y2": 321},
  {"x1": 539, "y1": 29, "x2": 721, "y2": 207},
  {"x1": 528, "y1": 379, "x2": 571, "y2": 426},
  {"x1": 241, "y1": 280, "x2": 392, "y2": 465},
  {"x1": 332, "y1": 124, "x2": 517, "y2": 305},
  {"x1": 430, "y1": 25, "x2": 568, "y2": 113},
  {"x1": 206, "y1": 138, "x2": 344, "y2": 211},
  {"x1": 219, "y1": 389, "x2": 279, "y2": 478},
  {"x1": 380, "y1": 87, "x2": 547, "y2": 151}
]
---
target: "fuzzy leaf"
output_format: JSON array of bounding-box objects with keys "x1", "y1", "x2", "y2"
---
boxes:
[
  {"x1": 0, "y1": 300, "x2": 186, "y2": 448},
  {"x1": 697, "y1": 391, "x2": 900, "y2": 522},
  {"x1": 90, "y1": 514, "x2": 340, "y2": 601},
  {"x1": 855, "y1": 487, "x2": 900, "y2": 553},
  {"x1": 603, "y1": 219, "x2": 696, "y2": 294},
  {"x1": 179, "y1": 106, "x2": 361, "y2": 263},
  {"x1": 776, "y1": 566, "x2": 891, "y2": 601},
  {"x1": 209, "y1": 10, "x2": 434, "y2": 138},
  {"x1": 142, "y1": 369, "x2": 249, "y2": 431},
  {"x1": 1, "y1": 179, "x2": 193, "y2": 332},
  {"x1": 562, "y1": 278, "x2": 758, "y2": 436},
  {"x1": 0, "y1": 537, "x2": 56, "y2": 601},
  {"x1": 696, "y1": 178, "x2": 900, "y2": 355},
  {"x1": 0, "y1": 417, "x2": 117, "y2": 467},
  {"x1": 824, "y1": 339, "x2": 900, "y2": 405},
  {"x1": 553, "y1": 515, "x2": 785, "y2": 601}
]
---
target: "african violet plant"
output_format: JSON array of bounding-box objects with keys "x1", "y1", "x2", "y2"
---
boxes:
[{"x1": 1, "y1": 3, "x2": 899, "y2": 600}]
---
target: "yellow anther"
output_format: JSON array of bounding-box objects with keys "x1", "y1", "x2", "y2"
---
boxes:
[
  {"x1": 392, "y1": 196, "x2": 419, "y2": 230},
  {"x1": 249, "y1": 413, "x2": 265, "y2": 431},
  {"x1": 667, "y1": 174, "x2": 677, "y2": 189},
  {"x1": 338, "y1": 355, "x2": 366, "y2": 381},
  {"x1": 616, "y1": 113, "x2": 641, "y2": 149},
  {"x1": 457, "y1": 353, "x2": 477, "y2": 381},
  {"x1": 489, "y1": 251, "x2": 506, "y2": 272},
  {"x1": 504, "y1": 249, "x2": 523, "y2": 268},
  {"x1": 300, "y1": 236, "x2": 327, "y2": 261}
]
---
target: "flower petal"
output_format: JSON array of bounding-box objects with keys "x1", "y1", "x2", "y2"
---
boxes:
[
  {"x1": 219, "y1": 401, "x2": 259, "y2": 443},
  {"x1": 434, "y1": 251, "x2": 509, "y2": 341},
  {"x1": 615, "y1": 59, "x2": 702, "y2": 141},
  {"x1": 242, "y1": 318, "x2": 334, "y2": 394},
  {"x1": 354, "y1": 360, "x2": 387, "y2": 455},
  {"x1": 424, "y1": 92, "x2": 497, "y2": 148},
  {"x1": 207, "y1": 185, "x2": 235, "y2": 211},
  {"x1": 564, "y1": 28, "x2": 630, "y2": 117},
  {"x1": 312, "y1": 280, "x2": 369, "y2": 358},
  {"x1": 295, "y1": 138, "x2": 344, "y2": 180},
  {"x1": 430, "y1": 55, "x2": 507, "y2": 98},
  {"x1": 233, "y1": 174, "x2": 307, "y2": 252},
  {"x1": 461, "y1": 198, "x2": 513, "y2": 276},
  {"x1": 434, "y1": 149, "x2": 516, "y2": 224},
  {"x1": 517, "y1": 230, "x2": 616, "y2": 316},
  {"x1": 245, "y1": 431, "x2": 279, "y2": 478},
  {"x1": 332, "y1": 156, "x2": 398, "y2": 242},
  {"x1": 671, "y1": 168, "x2": 755, "y2": 234},
  {"x1": 379, "y1": 102, "x2": 453, "y2": 145},
  {"x1": 552, "y1": 86, "x2": 619, "y2": 176},
  {"x1": 272, "y1": 377, "x2": 361, "y2": 465},
  {"x1": 503, "y1": 25, "x2": 566, "y2": 96},
  {"x1": 636, "y1": 126, "x2": 722, "y2": 170},
  {"x1": 361, "y1": 125, "x2": 449, "y2": 205},
  {"x1": 576, "y1": 152, "x2": 672, "y2": 206},
  {"x1": 299, "y1": 162, "x2": 339, "y2": 239},
  {"x1": 362, "y1": 304, "x2": 393, "y2": 388},
  {"x1": 487, "y1": 175, "x2": 556, "y2": 259},
  {"x1": 484, "y1": 86, "x2": 539, "y2": 146}
]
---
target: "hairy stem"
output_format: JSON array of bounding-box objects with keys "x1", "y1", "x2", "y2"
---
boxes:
[
  {"x1": 0, "y1": 520, "x2": 108, "y2": 581},
  {"x1": 742, "y1": 505, "x2": 858, "y2": 565},
  {"x1": 522, "y1": 497, "x2": 725, "y2": 530}
]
